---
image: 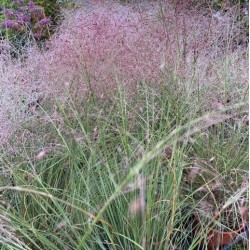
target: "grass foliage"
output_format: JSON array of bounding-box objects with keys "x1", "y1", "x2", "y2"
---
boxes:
[{"x1": 0, "y1": 1, "x2": 248, "y2": 249}]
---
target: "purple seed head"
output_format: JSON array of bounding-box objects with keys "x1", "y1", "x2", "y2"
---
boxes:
[
  {"x1": 2, "y1": 20, "x2": 16, "y2": 28},
  {"x1": 36, "y1": 18, "x2": 51, "y2": 26},
  {"x1": 28, "y1": 1, "x2": 36, "y2": 9},
  {"x1": 34, "y1": 31, "x2": 43, "y2": 39},
  {"x1": 2, "y1": 20, "x2": 21, "y2": 30},
  {"x1": 21, "y1": 15, "x2": 30, "y2": 22},
  {"x1": 4, "y1": 9, "x2": 15, "y2": 19},
  {"x1": 16, "y1": 13, "x2": 31, "y2": 23},
  {"x1": 18, "y1": 6, "x2": 28, "y2": 13},
  {"x1": 30, "y1": 8, "x2": 44, "y2": 21}
]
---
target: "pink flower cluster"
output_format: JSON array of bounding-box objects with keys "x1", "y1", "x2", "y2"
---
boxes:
[
  {"x1": 0, "y1": 1, "x2": 247, "y2": 145},
  {"x1": 34, "y1": 2, "x2": 168, "y2": 98},
  {"x1": 36, "y1": 18, "x2": 51, "y2": 27},
  {"x1": 33, "y1": 1, "x2": 215, "y2": 98}
]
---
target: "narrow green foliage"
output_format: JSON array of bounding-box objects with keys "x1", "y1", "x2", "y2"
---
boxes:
[{"x1": 0, "y1": 81, "x2": 248, "y2": 249}]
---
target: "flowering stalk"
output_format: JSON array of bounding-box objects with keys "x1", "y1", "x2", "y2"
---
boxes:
[{"x1": 41, "y1": 8, "x2": 51, "y2": 39}]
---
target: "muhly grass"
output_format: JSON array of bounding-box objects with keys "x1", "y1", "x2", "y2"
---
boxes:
[
  {"x1": 0, "y1": 0, "x2": 247, "y2": 141},
  {"x1": 0, "y1": 82, "x2": 248, "y2": 249},
  {"x1": 0, "y1": 1, "x2": 249, "y2": 249}
]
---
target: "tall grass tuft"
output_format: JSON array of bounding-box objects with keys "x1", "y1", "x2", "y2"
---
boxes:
[{"x1": 0, "y1": 1, "x2": 248, "y2": 249}]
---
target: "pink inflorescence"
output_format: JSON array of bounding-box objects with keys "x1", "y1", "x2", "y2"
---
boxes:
[
  {"x1": 28, "y1": 0, "x2": 36, "y2": 9},
  {"x1": 36, "y1": 2, "x2": 168, "y2": 98},
  {"x1": 36, "y1": 18, "x2": 51, "y2": 27},
  {"x1": 2, "y1": 20, "x2": 20, "y2": 29},
  {"x1": 0, "y1": 1, "x2": 247, "y2": 146}
]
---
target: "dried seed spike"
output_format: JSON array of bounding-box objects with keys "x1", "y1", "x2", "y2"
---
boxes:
[
  {"x1": 54, "y1": 220, "x2": 67, "y2": 231},
  {"x1": 93, "y1": 125, "x2": 99, "y2": 140},
  {"x1": 35, "y1": 149, "x2": 47, "y2": 161},
  {"x1": 129, "y1": 197, "x2": 145, "y2": 216},
  {"x1": 162, "y1": 147, "x2": 173, "y2": 160},
  {"x1": 187, "y1": 165, "x2": 201, "y2": 183}
]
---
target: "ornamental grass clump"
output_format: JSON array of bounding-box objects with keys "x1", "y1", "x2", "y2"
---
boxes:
[
  {"x1": 0, "y1": 1, "x2": 248, "y2": 249},
  {"x1": 39, "y1": 1, "x2": 247, "y2": 100},
  {"x1": 21, "y1": 1, "x2": 238, "y2": 97},
  {"x1": 0, "y1": 0, "x2": 248, "y2": 145}
]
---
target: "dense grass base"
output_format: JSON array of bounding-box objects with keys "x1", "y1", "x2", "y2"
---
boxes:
[{"x1": 0, "y1": 80, "x2": 248, "y2": 249}]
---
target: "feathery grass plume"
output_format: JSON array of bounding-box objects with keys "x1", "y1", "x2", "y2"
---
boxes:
[{"x1": 0, "y1": 2, "x2": 248, "y2": 249}]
